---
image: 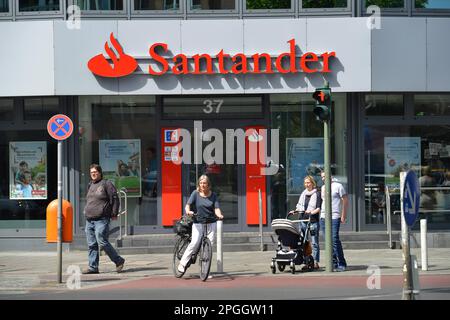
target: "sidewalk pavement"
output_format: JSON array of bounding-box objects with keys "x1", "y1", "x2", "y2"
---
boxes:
[{"x1": 1, "y1": 248, "x2": 450, "y2": 295}]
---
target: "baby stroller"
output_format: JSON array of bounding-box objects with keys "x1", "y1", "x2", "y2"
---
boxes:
[{"x1": 270, "y1": 211, "x2": 315, "y2": 274}]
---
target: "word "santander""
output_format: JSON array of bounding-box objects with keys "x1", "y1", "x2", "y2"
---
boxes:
[{"x1": 149, "y1": 39, "x2": 336, "y2": 75}]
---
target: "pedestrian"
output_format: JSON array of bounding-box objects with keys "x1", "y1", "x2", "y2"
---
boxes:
[
  {"x1": 83, "y1": 164, "x2": 125, "y2": 274},
  {"x1": 177, "y1": 174, "x2": 224, "y2": 275},
  {"x1": 290, "y1": 175, "x2": 321, "y2": 270},
  {"x1": 319, "y1": 171, "x2": 348, "y2": 272}
]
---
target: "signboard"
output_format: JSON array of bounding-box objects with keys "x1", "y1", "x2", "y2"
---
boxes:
[
  {"x1": 47, "y1": 114, "x2": 73, "y2": 141},
  {"x1": 9, "y1": 141, "x2": 47, "y2": 200},
  {"x1": 403, "y1": 170, "x2": 420, "y2": 227},
  {"x1": 99, "y1": 139, "x2": 141, "y2": 197},
  {"x1": 286, "y1": 138, "x2": 323, "y2": 195}
]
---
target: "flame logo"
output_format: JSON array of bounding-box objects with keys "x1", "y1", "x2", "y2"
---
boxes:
[{"x1": 87, "y1": 33, "x2": 137, "y2": 78}]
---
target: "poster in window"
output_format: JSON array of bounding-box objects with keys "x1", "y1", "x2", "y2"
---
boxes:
[
  {"x1": 99, "y1": 139, "x2": 141, "y2": 197},
  {"x1": 384, "y1": 137, "x2": 421, "y2": 188},
  {"x1": 9, "y1": 141, "x2": 47, "y2": 200},
  {"x1": 286, "y1": 138, "x2": 323, "y2": 195}
]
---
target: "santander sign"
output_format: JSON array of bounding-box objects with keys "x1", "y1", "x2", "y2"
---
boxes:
[{"x1": 88, "y1": 33, "x2": 336, "y2": 78}]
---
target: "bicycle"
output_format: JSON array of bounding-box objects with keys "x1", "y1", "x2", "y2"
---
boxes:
[{"x1": 172, "y1": 214, "x2": 213, "y2": 281}]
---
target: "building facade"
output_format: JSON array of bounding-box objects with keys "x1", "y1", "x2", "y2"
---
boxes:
[{"x1": 1, "y1": 0, "x2": 450, "y2": 250}]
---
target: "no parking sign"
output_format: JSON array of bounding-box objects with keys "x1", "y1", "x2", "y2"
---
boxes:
[{"x1": 47, "y1": 114, "x2": 73, "y2": 141}]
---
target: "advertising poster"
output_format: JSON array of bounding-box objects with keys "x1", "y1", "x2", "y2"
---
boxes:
[
  {"x1": 384, "y1": 137, "x2": 421, "y2": 187},
  {"x1": 286, "y1": 138, "x2": 324, "y2": 195},
  {"x1": 9, "y1": 141, "x2": 47, "y2": 200},
  {"x1": 99, "y1": 139, "x2": 141, "y2": 197}
]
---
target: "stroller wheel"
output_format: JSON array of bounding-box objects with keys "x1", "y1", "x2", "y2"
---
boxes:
[
  {"x1": 290, "y1": 261, "x2": 296, "y2": 274},
  {"x1": 277, "y1": 264, "x2": 286, "y2": 272},
  {"x1": 270, "y1": 261, "x2": 276, "y2": 274}
]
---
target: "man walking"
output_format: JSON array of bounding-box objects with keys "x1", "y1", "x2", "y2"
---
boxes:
[
  {"x1": 83, "y1": 164, "x2": 125, "y2": 274},
  {"x1": 320, "y1": 171, "x2": 348, "y2": 271}
]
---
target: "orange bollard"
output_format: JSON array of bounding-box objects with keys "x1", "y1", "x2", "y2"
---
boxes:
[{"x1": 46, "y1": 199, "x2": 73, "y2": 243}]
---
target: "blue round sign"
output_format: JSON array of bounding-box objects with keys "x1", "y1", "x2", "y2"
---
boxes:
[
  {"x1": 47, "y1": 114, "x2": 73, "y2": 141},
  {"x1": 403, "y1": 170, "x2": 420, "y2": 227}
]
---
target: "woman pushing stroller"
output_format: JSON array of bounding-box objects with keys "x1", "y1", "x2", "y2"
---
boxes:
[{"x1": 289, "y1": 175, "x2": 321, "y2": 270}]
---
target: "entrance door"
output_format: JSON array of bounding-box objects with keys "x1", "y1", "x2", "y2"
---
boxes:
[{"x1": 183, "y1": 120, "x2": 242, "y2": 230}]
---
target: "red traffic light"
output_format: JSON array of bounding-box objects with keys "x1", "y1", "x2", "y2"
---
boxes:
[{"x1": 312, "y1": 89, "x2": 330, "y2": 103}]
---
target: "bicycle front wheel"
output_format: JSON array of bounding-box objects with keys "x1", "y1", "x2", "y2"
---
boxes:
[
  {"x1": 173, "y1": 236, "x2": 189, "y2": 278},
  {"x1": 199, "y1": 238, "x2": 212, "y2": 281}
]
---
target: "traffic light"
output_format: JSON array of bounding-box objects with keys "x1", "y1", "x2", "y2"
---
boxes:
[{"x1": 312, "y1": 87, "x2": 331, "y2": 122}]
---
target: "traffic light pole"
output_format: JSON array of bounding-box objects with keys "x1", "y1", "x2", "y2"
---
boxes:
[{"x1": 324, "y1": 119, "x2": 333, "y2": 273}]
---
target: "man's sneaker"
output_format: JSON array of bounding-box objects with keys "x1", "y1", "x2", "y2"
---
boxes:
[
  {"x1": 333, "y1": 265, "x2": 346, "y2": 272},
  {"x1": 177, "y1": 264, "x2": 185, "y2": 274},
  {"x1": 116, "y1": 258, "x2": 125, "y2": 273},
  {"x1": 82, "y1": 268, "x2": 99, "y2": 274}
]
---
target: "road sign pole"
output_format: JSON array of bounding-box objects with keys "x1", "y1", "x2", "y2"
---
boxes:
[
  {"x1": 324, "y1": 113, "x2": 332, "y2": 273},
  {"x1": 400, "y1": 172, "x2": 414, "y2": 300},
  {"x1": 57, "y1": 140, "x2": 63, "y2": 284}
]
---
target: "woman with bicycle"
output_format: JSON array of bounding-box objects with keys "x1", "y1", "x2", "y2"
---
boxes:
[{"x1": 177, "y1": 174, "x2": 224, "y2": 275}]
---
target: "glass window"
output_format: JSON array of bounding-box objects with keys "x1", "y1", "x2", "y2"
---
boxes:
[
  {"x1": 364, "y1": 94, "x2": 404, "y2": 116},
  {"x1": 0, "y1": 130, "x2": 57, "y2": 229},
  {"x1": 415, "y1": 0, "x2": 450, "y2": 9},
  {"x1": 246, "y1": 0, "x2": 291, "y2": 9},
  {"x1": 79, "y1": 96, "x2": 157, "y2": 228},
  {"x1": 302, "y1": 0, "x2": 347, "y2": 9},
  {"x1": 24, "y1": 97, "x2": 59, "y2": 121},
  {"x1": 134, "y1": 0, "x2": 179, "y2": 10},
  {"x1": 365, "y1": 0, "x2": 404, "y2": 8},
  {"x1": 270, "y1": 93, "x2": 347, "y2": 220},
  {"x1": 190, "y1": 0, "x2": 235, "y2": 10},
  {"x1": 414, "y1": 94, "x2": 450, "y2": 116},
  {"x1": 0, "y1": 99, "x2": 14, "y2": 121},
  {"x1": 1, "y1": 0, "x2": 9, "y2": 12},
  {"x1": 162, "y1": 96, "x2": 263, "y2": 119},
  {"x1": 364, "y1": 125, "x2": 450, "y2": 228},
  {"x1": 73, "y1": 0, "x2": 123, "y2": 10},
  {"x1": 18, "y1": 0, "x2": 60, "y2": 11}
]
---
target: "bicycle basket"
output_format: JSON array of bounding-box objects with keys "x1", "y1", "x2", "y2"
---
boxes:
[{"x1": 173, "y1": 217, "x2": 193, "y2": 235}]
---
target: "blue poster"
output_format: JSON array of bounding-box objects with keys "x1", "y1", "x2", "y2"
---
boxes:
[{"x1": 286, "y1": 138, "x2": 324, "y2": 195}]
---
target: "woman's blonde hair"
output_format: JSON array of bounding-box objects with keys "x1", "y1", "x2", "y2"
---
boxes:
[
  {"x1": 196, "y1": 174, "x2": 211, "y2": 192},
  {"x1": 304, "y1": 175, "x2": 317, "y2": 188}
]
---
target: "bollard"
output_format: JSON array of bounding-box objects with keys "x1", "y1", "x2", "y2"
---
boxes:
[
  {"x1": 217, "y1": 219, "x2": 223, "y2": 273},
  {"x1": 258, "y1": 189, "x2": 263, "y2": 251},
  {"x1": 420, "y1": 219, "x2": 428, "y2": 271}
]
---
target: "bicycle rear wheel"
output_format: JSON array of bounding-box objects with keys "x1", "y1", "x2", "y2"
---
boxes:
[
  {"x1": 199, "y1": 238, "x2": 212, "y2": 281},
  {"x1": 173, "y1": 236, "x2": 189, "y2": 278}
]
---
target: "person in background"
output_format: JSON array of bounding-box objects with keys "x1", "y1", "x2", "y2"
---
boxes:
[
  {"x1": 83, "y1": 164, "x2": 125, "y2": 274},
  {"x1": 320, "y1": 171, "x2": 348, "y2": 272},
  {"x1": 289, "y1": 175, "x2": 322, "y2": 270}
]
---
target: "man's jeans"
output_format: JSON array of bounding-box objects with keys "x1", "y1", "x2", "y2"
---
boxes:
[
  {"x1": 85, "y1": 217, "x2": 123, "y2": 271},
  {"x1": 300, "y1": 221, "x2": 320, "y2": 263},
  {"x1": 320, "y1": 218, "x2": 347, "y2": 268}
]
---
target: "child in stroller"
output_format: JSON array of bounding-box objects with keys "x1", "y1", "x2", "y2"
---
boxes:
[{"x1": 270, "y1": 211, "x2": 315, "y2": 274}]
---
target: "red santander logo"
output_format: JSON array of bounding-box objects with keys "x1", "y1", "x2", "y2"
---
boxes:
[{"x1": 87, "y1": 33, "x2": 137, "y2": 78}]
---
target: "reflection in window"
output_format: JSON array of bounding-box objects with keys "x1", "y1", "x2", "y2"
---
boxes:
[
  {"x1": 19, "y1": 0, "x2": 60, "y2": 11},
  {"x1": 1, "y1": 0, "x2": 8, "y2": 12},
  {"x1": 415, "y1": 95, "x2": 450, "y2": 116},
  {"x1": 73, "y1": 0, "x2": 123, "y2": 10},
  {"x1": 415, "y1": 0, "x2": 450, "y2": 9},
  {"x1": 24, "y1": 98, "x2": 59, "y2": 121},
  {"x1": 190, "y1": 0, "x2": 235, "y2": 10},
  {"x1": 246, "y1": 0, "x2": 291, "y2": 9},
  {"x1": 134, "y1": 0, "x2": 179, "y2": 10},
  {"x1": 364, "y1": 125, "x2": 450, "y2": 227},
  {"x1": 365, "y1": 0, "x2": 404, "y2": 8},
  {"x1": 365, "y1": 94, "x2": 404, "y2": 116},
  {"x1": 0, "y1": 99, "x2": 14, "y2": 121},
  {"x1": 302, "y1": 0, "x2": 347, "y2": 9}
]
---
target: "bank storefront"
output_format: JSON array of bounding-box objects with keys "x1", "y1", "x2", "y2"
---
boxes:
[{"x1": 1, "y1": 18, "x2": 449, "y2": 249}]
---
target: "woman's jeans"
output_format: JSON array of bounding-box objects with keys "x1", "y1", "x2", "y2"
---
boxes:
[
  {"x1": 180, "y1": 222, "x2": 216, "y2": 268},
  {"x1": 85, "y1": 217, "x2": 123, "y2": 271},
  {"x1": 320, "y1": 218, "x2": 347, "y2": 268},
  {"x1": 300, "y1": 221, "x2": 320, "y2": 263}
]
